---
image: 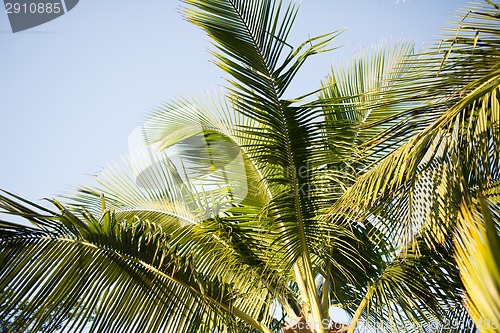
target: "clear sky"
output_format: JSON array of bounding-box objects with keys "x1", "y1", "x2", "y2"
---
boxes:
[{"x1": 0, "y1": 0, "x2": 471, "y2": 204}]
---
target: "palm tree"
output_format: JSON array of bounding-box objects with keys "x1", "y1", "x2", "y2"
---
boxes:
[{"x1": 0, "y1": 0, "x2": 498, "y2": 332}]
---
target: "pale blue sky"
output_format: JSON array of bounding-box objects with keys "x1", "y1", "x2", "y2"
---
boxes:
[{"x1": 0, "y1": 0, "x2": 470, "y2": 203}]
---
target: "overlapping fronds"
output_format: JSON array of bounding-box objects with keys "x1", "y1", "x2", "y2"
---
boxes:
[
  {"x1": 330, "y1": 0, "x2": 500, "y2": 247},
  {"x1": 320, "y1": 41, "x2": 418, "y2": 162},
  {"x1": 181, "y1": 0, "x2": 344, "y2": 265},
  {"x1": 329, "y1": 2, "x2": 500, "y2": 332},
  {"x1": 0, "y1": 191, "x2": 272, "y2": 333}
]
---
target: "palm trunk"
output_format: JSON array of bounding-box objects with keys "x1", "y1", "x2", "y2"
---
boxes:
[{"x1": 290, "y1": 257, "x2": 326, "y2": 333}]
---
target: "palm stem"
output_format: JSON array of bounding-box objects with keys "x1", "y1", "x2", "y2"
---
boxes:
[
  {"x1": 321, "y1": 261, "x2": 331, "y2": 319},
  {"x1": 253, "y1": 269, "x2": 297, "y2": 318},
  {"x1": 303, "y1": 256, "x2": 326, "y2": 333},
  {"x1": 347, "y1": 285, "x2": 373, "y2": 333}
]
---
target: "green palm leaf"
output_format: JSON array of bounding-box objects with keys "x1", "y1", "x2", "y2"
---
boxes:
[
  {"x1": 330, "y1": 2, "x2": 500, "y2": 331},
  {"x1": 0, "y1": 192, "x2": 263, "y2": 333}
]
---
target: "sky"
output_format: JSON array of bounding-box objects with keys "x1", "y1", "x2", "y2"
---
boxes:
[{"x1": 0, "y1": 0, "x2": 472, "y2": 206}]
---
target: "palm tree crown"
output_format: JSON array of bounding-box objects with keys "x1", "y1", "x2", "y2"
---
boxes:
[{"x1": 1, "y1": 1, "x2": 499, "y2": 332}]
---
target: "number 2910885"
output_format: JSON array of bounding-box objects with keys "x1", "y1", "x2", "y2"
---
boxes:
[{"x1": 5, "y1": 2, "x2": 62, "y2": 14}]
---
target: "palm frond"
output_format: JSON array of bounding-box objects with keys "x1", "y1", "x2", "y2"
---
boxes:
[
  {"x1": 329, "y1": 2, "x2": 500, "y2": 331},
  {"x1": 455, "y1": 194, "x2": 500, "y2": 333},
  {"x1": 1, "y1": 192, "x2": 266, "y2": 333}
]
